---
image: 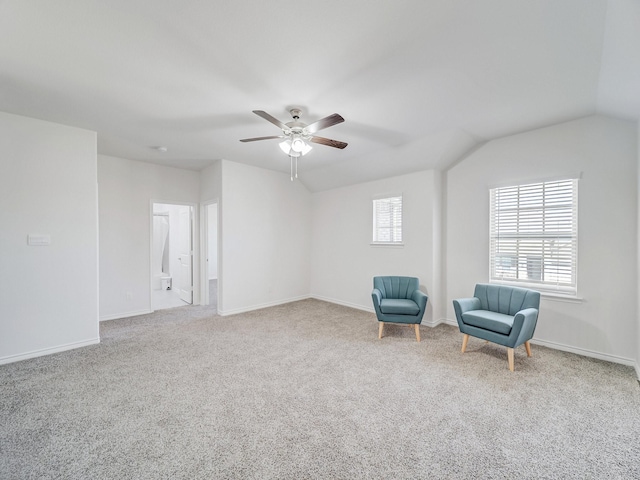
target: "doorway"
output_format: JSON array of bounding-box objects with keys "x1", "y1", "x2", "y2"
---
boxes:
[
  {"x1": 202, "y1": 202, "x2": 218, "y2": 311},
  {"x1": 152, "y1": 202, "x2": 194, "y2": 310}
]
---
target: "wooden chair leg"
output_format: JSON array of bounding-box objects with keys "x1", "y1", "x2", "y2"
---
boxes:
[
  {"x1": 524, "y1": 341, "x2": 532, "y2": 357},
  {"x1": 507, "y1": 347, "x2": 515, "y2": 372},
  {"x1": 414, "y1": 324, "x2": 421, "y2": 342},
  {"x1": 378, "y1": 322, "x2": 384, "y2": 339},
  {"x1": 461, "y1": 334, "x2": 469, "y2": 353}
]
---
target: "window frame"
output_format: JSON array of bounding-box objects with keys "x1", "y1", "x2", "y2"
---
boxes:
[
  {"x1": 371, "y1": 194, "x2": 404, "y2": 246},
  {"x1": 489, "y1": 177, "x2": 579, "y2": 297}
]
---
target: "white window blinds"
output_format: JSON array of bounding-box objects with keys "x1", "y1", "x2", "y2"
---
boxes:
[
  {"x1": 373, "y1": 196, "x2": 403, "y2": 243},
  {"x1": 490, "y1": 179, "x2": 578, "y2": 295}
]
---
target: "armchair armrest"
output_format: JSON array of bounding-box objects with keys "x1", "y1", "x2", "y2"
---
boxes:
[
  {"x1": 371, "y1": 288, "x2": 382, "y2": 308},
  {"x1": 452, "y1": 297, "x2": 481, "y2": 326},
  {"x1": 453, "y1": 297, "x2": 481, "y2": 315},
  {"x1": 411, "y1": 289, "x2": 428, "y2": 311},
  {"x1": 512, "y1": 307, "x2": 540, "y2": 346}
]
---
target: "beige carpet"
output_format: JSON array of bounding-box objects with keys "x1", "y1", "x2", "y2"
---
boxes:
[{"x1": 1, "y1": 299, "x2": 639, "y2": 479}]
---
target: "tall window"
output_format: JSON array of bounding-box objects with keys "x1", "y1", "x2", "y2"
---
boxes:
[
  {"x1": 372, "y1": 195, "x2": 403, "y2": 244},
  {"x1": 490, "y1": 179, "x2": 578, "y2": 295}
]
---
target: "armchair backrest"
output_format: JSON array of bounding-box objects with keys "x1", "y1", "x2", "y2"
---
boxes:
[
  {"x1": 373, "y1": 276, "x2": 419, "y2": 299},
  {"x1": 473, "y1": 283, "x2": 540, "y2": 315}
]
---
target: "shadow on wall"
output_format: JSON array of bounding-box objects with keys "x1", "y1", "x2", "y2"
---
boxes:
[
  {"x1": 534, "y1": 308, "x2": 612, "y2": 354},
  {"x1": 421, "y1": 284, "x2": 433, "y2": 325}
]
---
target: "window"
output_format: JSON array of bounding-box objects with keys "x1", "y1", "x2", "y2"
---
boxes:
[
  {"x1": 490, "y1": 179, "x2": 578, "y2": 295},
  {"x1": 372, "y1": 195, "x2": 403, "y2": 244}
]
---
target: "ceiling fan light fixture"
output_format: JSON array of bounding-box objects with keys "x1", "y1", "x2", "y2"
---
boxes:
[
  {"x1": 279, "y1": 138, "x2": 312, "y2": 157},
  {"x1": 279, "y1": 140, "x2": 294, "y2": 155},
  {"x1": 291, "y1": 137, "x2": 305, "y2": 152}
]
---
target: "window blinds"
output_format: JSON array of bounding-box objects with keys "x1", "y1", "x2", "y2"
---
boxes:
[
  {"x1": 373, "y1": 196, "x2": 403, "y2": 243},
  {"x1": 490, "y1": 179, "x2": 578, "y2": 294}
]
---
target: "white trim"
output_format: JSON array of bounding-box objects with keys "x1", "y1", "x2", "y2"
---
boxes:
[
  {"x1": 489, "y1": 279, "x2": 581, "y2": 300},
  {"x1": 539, "y1": 292, "x2": 585, "y2": 304},
  {"x1": 370, "y1": 242, "x2": 404, "y2": 248},
  {"x1": 442, "y1": 316, "x2": 637, "y2": 372},
  {"x1": 488, "y1": 172, "x2": 583, "y2": 190},
  {"x1": 0, "y1": 338, "x2": 100, "y2": 365},
  {"x1": 372, "y1": 191, "x2": 404, "y2": 201},
  {"x1": 311, "y1": 294, "x2": 374, "y2": 313},
  {"x1": 218, "y1": 295, "x2": 311, "y2": 316},
  {"x1": 441, "y1": 318, "x2": 459, "y2": 327},
  {"x1": 529, "y1": 338, "x2": 635, "y2": 367},
  {"x1": 310, "y1": 295, "x2": 446, "y2": 328},
  {"x1": 100, "y1": 309, "x2": 152, "y2": 322},
  {"x1": 421, "y1": 317, "x2": 448, "y2": 328},
  {"x1": 200, "y1": 199, "x2": 219, "y2": 308}
]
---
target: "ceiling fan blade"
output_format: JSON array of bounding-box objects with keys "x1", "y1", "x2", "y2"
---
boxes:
[
  {"x1": 310, "y1": 136, "x2": 348, "y2": 149},
  {"x1": 305, "y1": 113, "x2": 344, "y2": 134},
  {"x1": 252, "y1": 110, "x2": 289, "y2": 130},
  {"x1": 239, "y1": 135, "x2": 285, "y2": 143}
]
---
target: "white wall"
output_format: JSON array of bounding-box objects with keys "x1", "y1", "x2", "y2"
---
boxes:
[
  {"x1": 637, "y1": 119, "x2": 640, "y2": 379},
  {"x1": 219, "y1": 160, "x2": 311, "y2": 314},
  {"x1": 0, "y1": 112, "x2": 99, "y2": 363},
  {"x1": 97, "y1": 155, "x2": 200, "y2": 320},
  {"x1": 200, "y1": 160, "x2": 222, "y2": 203},
  {"x1": 446, "y1": 115, "x2": 637, "y2": 363},
  {"x1": 208, "y1": 206, "x2": 218, "y2": 279},
  {"x1": 200, "y1": 161, "x2": 222, "y2": 305},
  {"x1": 310, "y1": 170, "x2": 442, "y2": 324}
]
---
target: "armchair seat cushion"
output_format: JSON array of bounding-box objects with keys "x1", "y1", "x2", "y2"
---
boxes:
[
  {"x1": 462, "y1": 310, "x2": 514, "y2": 336},
  {"x1": 380, "y1": 298, "x2": 420, "y2": 315}
]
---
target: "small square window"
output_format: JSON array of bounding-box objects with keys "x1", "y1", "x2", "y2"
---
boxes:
[{"x1": 372, "y1": 196, "x2": 403, "y2": 244}]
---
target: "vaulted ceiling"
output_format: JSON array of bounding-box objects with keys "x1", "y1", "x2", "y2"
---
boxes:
[{"x1": 1, "y1": 1, "x2": 639, "y2": 191}]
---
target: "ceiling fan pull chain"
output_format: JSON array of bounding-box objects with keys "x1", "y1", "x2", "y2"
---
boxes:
[
  {"x1": 290, "y1": 155, "x2": 294, "y2": 181},
  {"x1": 295, "y1": 156, "x2": 298, "y2": 179}
]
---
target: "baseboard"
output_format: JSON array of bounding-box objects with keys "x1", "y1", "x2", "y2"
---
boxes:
[
  {"x1": 218, "y1": 295, "x2": 311, "y2": 316},
  {"x1": 100, "y1": 309, "x2": 152, "y2": 322},
  {"x1": 0, "y1": 337, "x2": 100, "y2": 366},
  {"x1": 441, "y1": 318, "x2": 458, "y2": 327},
  {"x1": 528, "y1": 338, "x2": 636, "y2": 367},
  {"x1": 310, "y1": 295, "x2": 449, "y2": 328},
  {"x1": 426, "y1": 317, "x2": 457, "y2": 328},
  {"x1": 439, "y1": 317, "x2": 638, "y2": 373},
  {"x1": 310, "y1": 294, "x2": 374, "y2": 314}
]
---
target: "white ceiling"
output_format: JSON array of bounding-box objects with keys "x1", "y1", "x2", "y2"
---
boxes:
[{"x1": 1, "y1": 0, "x2": 639, "y2": 191}]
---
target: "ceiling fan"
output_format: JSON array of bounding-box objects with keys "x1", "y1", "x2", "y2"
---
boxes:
[
  {"x1": 240, "y1": 108, "x2": 347, "y2": 180},
  {"x1": 240, "y1": 108, "x2": 348, "y2": 154}
]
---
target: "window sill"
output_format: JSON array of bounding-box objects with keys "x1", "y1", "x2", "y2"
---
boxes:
[
  {"x1": 489, "y1": 280, "x2": 582, "y2": 303},
  {"x1": 539, "y1": 291, "x2": 584, "y2": 303},
  {"x1": 370, "y1": 242, "x2": 404, "y2": 248}
]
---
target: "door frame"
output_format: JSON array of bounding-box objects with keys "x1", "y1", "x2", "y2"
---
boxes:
[
  {"x1": 149, "y1": 200, "x2": 199, "y2": 311},
  {"x1": 200, "y1": 199, "x2": 220, "y2": 311}
]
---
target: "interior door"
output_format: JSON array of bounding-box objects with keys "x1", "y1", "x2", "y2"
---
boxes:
[{"x1": 178, "y1": 206, "x2": 193, "y2": 304}]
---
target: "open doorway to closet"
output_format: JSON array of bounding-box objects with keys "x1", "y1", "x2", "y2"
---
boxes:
[
  {"x1": 152, "y1": 202, "x2": 193, "y2": 310},
  {"x1": 202, "y1": 202, "x2": 218, "y2": 311}
]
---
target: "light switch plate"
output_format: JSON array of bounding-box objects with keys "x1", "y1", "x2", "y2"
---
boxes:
[{"x1": 27, "y1": 234, "x2": 51, "y2": 246}]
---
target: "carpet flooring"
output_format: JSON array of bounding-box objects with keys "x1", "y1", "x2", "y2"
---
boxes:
[{"x1": 1, "y1": 299, "x2": 639, "y2": 479}]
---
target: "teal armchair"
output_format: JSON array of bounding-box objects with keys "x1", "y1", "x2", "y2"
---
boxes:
[
  {"x1": 453, "y1": 283, "x2": 540, "y2": 371},
  {"x1": 372, "y1": 276, "x2": 428, "y2": 342}
]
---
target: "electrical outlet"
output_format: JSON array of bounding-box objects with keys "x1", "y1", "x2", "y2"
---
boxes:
[{"x1": 125, "y1": 292, "x2": 133, "y2": 301}]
